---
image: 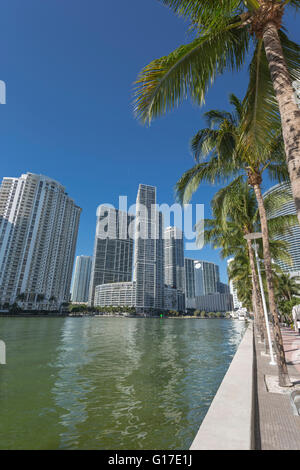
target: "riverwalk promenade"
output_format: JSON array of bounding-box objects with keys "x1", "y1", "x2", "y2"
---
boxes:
[
  {"x1": 191, "y1": 323, "x2": 300, "y2": 450},
  {"x1": 255, "y1": 327, "x2": 300, "y2": 450}
]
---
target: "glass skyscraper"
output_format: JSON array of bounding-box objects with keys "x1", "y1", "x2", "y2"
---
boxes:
[
  {"x1": 164, "y1": 226, "x2": 185, "y2": 292},
  {"x1": 133, "y1": 184, "x2": 164, "y2": 312},
  {"x1": 184, "y1": 258, "x2": 230, "y2": 311},
  {"x1": 263, "y1": 182, "x2": 300, "y2": 275},
  {"x1": 184, "y1": 258, "x2": 196, "y2": 299},
  {"x1": 88, "y1": 206, "x2": 134, "y2": 306},
  {"x1": 185, "y1": 259, "x2": 220, "y2": 297},
  {"x1": 71, "y1": 256, "x2": 92, "y2": 303}
]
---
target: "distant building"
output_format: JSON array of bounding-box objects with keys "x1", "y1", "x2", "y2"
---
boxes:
[
  {"x1": 94, "y1": 281, "x2": 135, "y2": 308},
  {"x1": 164, "y1": 227, "x2": 185, "y2": 291},
  {"x1": 0, "y1": 173, "x2": 81, "y2": 309},
  {"x1": 184, "y1": 258, "x2": 225, "y2": 309},
  {"x1": 133, "y1": 184, "x2": 164, "y2": 312},
  {"x1": 218, "y1": 282, "x2": 230, "y2": 294},
  {"x1": 88, "y1": 206, "x2": 134, "y2": 306},
  {"x1": 263, "y1": 182, "x2": 300, "y2": 277},
  {"x1": 194, "y1": 260, "x2": 220, "y2": 295},
  {"x1": 227, "y1": 258, "x2": 242, "y2": 310},
  {"x1": 71, "y1": 256, "x2": 92, "y2": 303},
  {"x1": 185, "y1": 258, "x2": 196, "y2": 299},
  {"x1": 164, "y1": 285, "x2": 185, "y2": 312},
  {"x1": 164, "y1": 226, "x2": 185, "y2": 311},
  {"x1": 195, "y1": 293, "x2": 233, "y2": 313},
  {"x1": 164, "y1": 285, "x2": 179, "y2": 311}
]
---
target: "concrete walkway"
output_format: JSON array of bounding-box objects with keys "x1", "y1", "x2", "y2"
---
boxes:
[{"x1": 255, "y1": 327, "x2": 300, "y2": 450}]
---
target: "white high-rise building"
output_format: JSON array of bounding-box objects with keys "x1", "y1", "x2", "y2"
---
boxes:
[
  {"x1": 71, "y1": 256, "x2": 92, "y2": 303},
  {"x1": 133, "y1": 184, "x2": 164, "y2": 312},
  {"x1": 0, "y1": 173, "x2": 81, "y2": 309},
  {"x1": 94, "y1": 281, "x2": 135, "y2": 308},
  {"x1": 227, "y1": 258, "x2": 242, "y2": 310}
]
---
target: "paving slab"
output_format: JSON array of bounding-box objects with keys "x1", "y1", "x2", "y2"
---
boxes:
[{"x1": 255, "y1": 327, "x2": 300, "y2": 450}]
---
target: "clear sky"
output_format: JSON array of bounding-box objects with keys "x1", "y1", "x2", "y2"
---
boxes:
[{"x1": 0, "y1": 1, "x2": 299, "y2": 283}]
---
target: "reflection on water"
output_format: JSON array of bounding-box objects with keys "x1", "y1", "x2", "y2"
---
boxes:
[{"x1": 0, "y1": 317, "x2": 246, "y2": 449}]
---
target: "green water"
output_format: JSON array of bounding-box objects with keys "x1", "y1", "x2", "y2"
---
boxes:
[{"x1": 0, "y1": 317, "x2": 246, "y2": 450}]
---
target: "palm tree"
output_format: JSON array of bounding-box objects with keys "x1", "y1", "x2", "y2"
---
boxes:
[
  {"x1": 227, "y1": 250, "x2": 254, "y2": 312},
  {"x1": 275, "y1": 272, "x2": 300, "y2": 301},
  {"x1": 177, "y1": 95, "x2": 297, "y2": 385},
  {"x1": 134, "y1": 1, "x2": 300, "y2": 223},
  {"x1": 205, "y1": 179, "x2": 267, "y2": 342},
  {"x1": 204, "y1": 179, "x2": 293, "y2": 350}
]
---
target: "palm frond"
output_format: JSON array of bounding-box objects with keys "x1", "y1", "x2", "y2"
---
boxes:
[
  {"x1": 243, "y1": 39, "x2": 280, "y2": 149},
  {"x1": 159, "y1": 0, "x2": 245, "y2": 26},
  {"x1": 134, "y1": 26, "x2": 249, "y2": 124},
  {"x1": 243, "y1": 30, "x2": 300, "y2": 148},
  {"x1": 268, "y1": 213, "x2": 298, "y2": 238},
  {"x1": 190, "y1": 128, "x2": 219, "y2": 160},
  {"x1": 176, "y1": 157, "x2": 240, "y2": 204}
]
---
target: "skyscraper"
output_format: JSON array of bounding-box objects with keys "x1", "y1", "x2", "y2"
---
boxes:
[
  {"x1": 263, "y1": 182, "x2": 300, "y2": 276},
  {"x1": 164, "y1": 226, "x2": 185, "y2": 291},
  {"x1": 133, "y1": 184, "x2": 164, "y2": 312},
  {"x1": 0, "y1": 172, "x2": 81, "y2": 309},
  {"x1": 184, "y1": 258, "x2": 228, "y2": 310},
  {"x1": 190, "y1": 260, "x2": 220, "y2": 296},
  {"x1": 184, "y1": 258, "x2": 196, "y2": 299},
  {"x1": 89, "y1": 206, "x2": 134, "y2": 305},
  {"x1": 71, "y1": 256, "x2": 92, "y2": 303},
  {"x1": 227, "y1": 258, "x2": 242, "y2": 310}
]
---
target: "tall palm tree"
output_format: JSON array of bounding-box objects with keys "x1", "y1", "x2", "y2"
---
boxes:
[
  {"x1": 204, "y1": 179, "x2": 293, "y2": 352},
  {"x1": 206, "y1": 179, "x2": 267, "y2": 342},
  {"x1": 227, "y1": 250, "x2": 255, "y2": 313},
  {"x1": 134, "y1": 0, "x2": 300, "y2": 223},
  {"x1": 275, "y1": 272, "x2": 300, "y2": 301},
  {"x1": 177, "y1": 96, "x2": 297, "y2": 385}
]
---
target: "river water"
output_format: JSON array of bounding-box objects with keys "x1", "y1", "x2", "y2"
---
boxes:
[{"x1": 0, "y1": 317, "x2": 246, "y2": 449}]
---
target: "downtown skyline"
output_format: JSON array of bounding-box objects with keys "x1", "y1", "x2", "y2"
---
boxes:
[{"x1": 1, "y1": 1, "x2": 299, "y2": 285}]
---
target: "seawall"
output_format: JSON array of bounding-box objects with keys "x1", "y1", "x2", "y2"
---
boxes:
[{"x1": 190, "y1": 323, "x2": 254, "y2": 450}]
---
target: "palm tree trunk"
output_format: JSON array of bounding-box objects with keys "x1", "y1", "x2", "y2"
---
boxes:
[
  {"x1": 246, "y1": 238, "x2": 269, "y2": 352},
  {"x1": 262, "y1": 21, "x2": 300, "y2": 226},
  {"x1": 253, "y1": 183, "x2": 292, "y2": 387}
]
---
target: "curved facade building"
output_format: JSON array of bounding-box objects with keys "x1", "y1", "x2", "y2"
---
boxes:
[
  {"x1": 94, "y1": 282, "x2": 135, "y2": 307},
  {"x1": 263, "y1": 182, "x2": 300, "y2": 275}
]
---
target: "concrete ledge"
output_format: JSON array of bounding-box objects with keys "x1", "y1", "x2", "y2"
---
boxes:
[{"x1": 190, "y1": 324, "x2": 254, "y2": 450}]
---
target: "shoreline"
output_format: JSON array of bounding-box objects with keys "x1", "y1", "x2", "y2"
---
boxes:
[
  {"x1": 0, "y1": 313, "x2": 239, "y2": 319},
  {"x1": 190, "y1": 322, "x2": 300, "y2": 450}
]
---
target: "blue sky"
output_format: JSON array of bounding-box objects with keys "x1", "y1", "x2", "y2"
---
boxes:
[{"x1": 0, "y1": 1, "x2": 299, "y2": 283}]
